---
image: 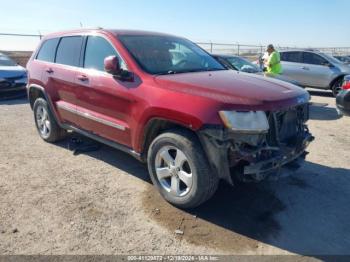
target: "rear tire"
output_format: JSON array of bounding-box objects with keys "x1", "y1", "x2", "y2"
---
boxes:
[
  {"x1": 332, "y1": 77, "x2": 343, "y2": 97},
  {"x1": 147, "y1": 129, "x2": 219, "y2": 208},
  {"x1": 33, "y1": 98, "x2": 66, "y2": 142}
]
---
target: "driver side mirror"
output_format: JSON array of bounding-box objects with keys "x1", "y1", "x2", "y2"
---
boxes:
[{"x1": 104, "y1": 56, "x2": 133, "y2": 81}]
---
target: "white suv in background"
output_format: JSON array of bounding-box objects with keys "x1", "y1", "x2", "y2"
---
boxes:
[{"x1": 280, "y1": 50, "x2": 350, "y2": 96}]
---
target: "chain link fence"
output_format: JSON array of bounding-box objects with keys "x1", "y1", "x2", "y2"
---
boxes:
[{"x1": 1, "y1": 33, "x2": 350, "y2": 66}]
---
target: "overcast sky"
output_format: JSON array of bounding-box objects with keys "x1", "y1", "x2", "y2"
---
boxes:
[{"x1": 1, "y1": 0, "x2": 349, "y2": 50}]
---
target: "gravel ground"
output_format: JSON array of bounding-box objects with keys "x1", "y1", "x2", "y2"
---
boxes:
[{"x1": 0, "y1": 90, "x2": 349, "y2": 257}]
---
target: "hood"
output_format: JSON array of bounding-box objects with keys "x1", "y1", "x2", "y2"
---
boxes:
[
  {"x1": 0, "y1": 65, "x2": 27, "y2": 79},
  {"x1": 154, "y1": 70, "x2": 309, "y2": 111},
  {"x1": 337, "y1": 63, "x2": 350, "y2": 74}
]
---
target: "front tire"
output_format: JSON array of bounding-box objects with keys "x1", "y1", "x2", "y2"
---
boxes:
[
  {"x1": 147, "y1": 129, "x2": 218, "y2": 208},
  {"x1": 33, "y1": 98, "x2": 66, "y2": 142}
]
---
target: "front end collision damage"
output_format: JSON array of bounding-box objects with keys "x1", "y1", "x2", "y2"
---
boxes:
[{"x1": 198, "y1": 103, "x2": 314, "y2": 185}]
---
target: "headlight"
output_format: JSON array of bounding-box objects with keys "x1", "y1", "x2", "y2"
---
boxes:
[{"x1": 219, "y1": 111, "x2": 269, "y2": 134}]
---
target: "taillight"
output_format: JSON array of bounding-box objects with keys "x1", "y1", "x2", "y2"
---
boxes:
[{"x1": 342, "y1": 77, "x2": 350, "y2": 90}]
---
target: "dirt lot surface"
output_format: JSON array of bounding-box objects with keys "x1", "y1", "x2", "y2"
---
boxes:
[{"x1": 0, "y1": 90, "x2": 350, "y2": 257}]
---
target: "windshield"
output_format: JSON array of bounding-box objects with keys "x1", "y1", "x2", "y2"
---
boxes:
[
  {"x1": 0, "y1": 54, "x2": 17, "y2": 66},
  {"x1": 118, "y1": 35, "x2": 225, "y2": 75},
  {"x1": 226, "y1": 56, "x2": 261, "y2": 73}
]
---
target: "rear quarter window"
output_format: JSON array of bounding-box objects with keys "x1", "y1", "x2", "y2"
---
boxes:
[
  {"x1": 280, "y1": 52, "x2": 302, "y2": 63},
  {"x1": 36, "y1": 38, "x2": 60, "y2": 63},
  {"x1": 55, "y1": 36, "x2": 83, "y2": 67}
]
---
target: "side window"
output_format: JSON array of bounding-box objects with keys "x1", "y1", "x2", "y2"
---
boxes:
[
  {"x1": 55, "y1": 36, "x2": 83, "y2": 67},
  {"x1": 84, "y1": 36, "x2": 126, "y2": 71},
  {"x1": 36, "y1": 38, "x2": 59, "y2": 62},
  {"x1": 280, "y1": 52, "x2": 287, "y2": 61},
  {"x1": 303, "y1": 52, "x2": 327, "y2": 66},
  {"x1": 281, "y1": 52, "x2": 302, "y2": 63}
]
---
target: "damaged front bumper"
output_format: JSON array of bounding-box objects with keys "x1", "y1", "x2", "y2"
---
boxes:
[
  {"x1": 243, "y1": 134, "x2": 314, "y2": 181},
  {"x1": 198, "y1": 104, "x2": 314, "y2": 184}
]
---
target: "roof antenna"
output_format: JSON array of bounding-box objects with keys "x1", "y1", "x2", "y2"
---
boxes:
[{"x1": 80, "y1": 22, "x2": 83, "y2": 28}]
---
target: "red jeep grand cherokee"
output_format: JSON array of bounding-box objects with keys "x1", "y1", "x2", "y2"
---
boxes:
[{"x1": 27, "y1": 29, "x2": 313, "y2": 208}]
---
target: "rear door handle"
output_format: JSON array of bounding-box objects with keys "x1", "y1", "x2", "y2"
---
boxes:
[
  {"x1": 46, "y1": 68, "x2": 54, "y2": 74},
  {"x1": 77, "y1": 75, "x2": 89, "y2": 82},
  {"x1": 301, "y1": 66, "x2": 310, "y2": 70}
]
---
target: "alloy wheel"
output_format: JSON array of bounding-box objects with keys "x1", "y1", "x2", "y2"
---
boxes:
[
  {"x1": 36, "y1": 105, "x2": 51, "y2": 137},
  {"x1": 155, "y1": 146, "x2": 193, "y2": 197}
]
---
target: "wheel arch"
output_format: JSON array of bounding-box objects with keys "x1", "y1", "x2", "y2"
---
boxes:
[
  {"x1": 139, "y1": 118, "x2": 201, "y2": 162},
  {"x1": 329, "y1": 74, "x2": 345, "y2": 89},
  {"x1": 28, "y1": 84, "x2": 48, "y2": 109},
  {"x1": 28, "y1": 84, "x2": 61, "y2": 125}
]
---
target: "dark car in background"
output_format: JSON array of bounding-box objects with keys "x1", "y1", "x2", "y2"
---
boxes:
[
  {"x1": 334, "y1": 56, "x2": 350, "y2": 65},
  {"x1": 213, "y1": 54, "x2": 302, "y2": 86},
  {"x1": 336, "y1": 75, "x2": 350, "y2": 116},
  {"x1": 213, "y1": 54, "x2": 261, "y2": 73},
  {"x1": 0, "y1": 52, "x2": 27, "y2": 99}
]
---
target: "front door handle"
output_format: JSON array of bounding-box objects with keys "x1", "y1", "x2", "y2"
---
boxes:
[
  {"x1": 46, "y1": 68, "x2": 54, "y2": 74},
  {"x1": 301, "y1": 66, "x2": 310, "y2": 70},
  {"x1": 77, "y1": 75, "x2": 89, "y2": 82}
]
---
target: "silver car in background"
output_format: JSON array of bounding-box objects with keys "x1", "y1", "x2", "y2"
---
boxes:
[{"x1": 280, "y1": 50, "x2": 350, "y2": 96}]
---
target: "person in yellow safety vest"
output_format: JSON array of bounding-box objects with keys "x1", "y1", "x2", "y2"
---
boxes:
[{"x1": 265, "y1": 44, "x2": 283, "y2": 77}]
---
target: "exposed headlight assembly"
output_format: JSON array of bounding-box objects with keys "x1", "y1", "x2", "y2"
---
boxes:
[{"x1": 219, "y1": 111, "x2": 269, "y2": 134}]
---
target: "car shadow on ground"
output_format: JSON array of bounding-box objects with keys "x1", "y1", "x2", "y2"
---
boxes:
[
  {"x1": 55, "y1": 134, "x2": 350, "y2": 256},
  {"x1": 309, "y1": 102, "x2": 341, "y2": 121},
  {"x1": 56, "y1": 133, "x2": 151, "y2": 183},
  {"x1": 0, "y1": 96, "x2": 28, "y2": 105},
  {"x1": 308, "y1": 89, "x2": 334, "y2": 98},
  {"x1": 188, "y1": 162, "x2": 350, "y2": 255}
]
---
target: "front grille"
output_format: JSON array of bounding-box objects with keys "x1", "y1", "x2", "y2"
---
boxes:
[
  {"x1": 0, "y1": 81, "x2": 12, "y2": 88},
  {"x1": 267, "y1": 103, "x2": 309, "y2": 146},
  {"x1": 3, "y1": 75, "x2": 25, "y2": 81}
]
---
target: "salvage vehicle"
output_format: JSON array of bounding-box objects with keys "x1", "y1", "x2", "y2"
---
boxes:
[
  {"x1": 26, "y1": 29, "x2": 314, "y2": 208},
  {"x1": 0, "y1": 52, "x2": 27, "y2": 99},
  {"x1": 213, "y1": 54, "x2": 301, "y2": 86},
  {"x1": 336, "y1": 75, "x2": 350, "y2": 116},
  {"x1": 280, "y1": 50, "x2": 350, "y2": 96}
]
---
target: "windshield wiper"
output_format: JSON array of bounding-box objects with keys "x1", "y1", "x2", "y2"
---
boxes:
[
  {"x1": 180, "y1": 68, "x2": 226, "y2": 73},
  {"x1": 154, "y1": 70, "x2": 177, "y2": 76},
  {"x1": 154, "y1": 68, "x2": 226, "y2": 76}
]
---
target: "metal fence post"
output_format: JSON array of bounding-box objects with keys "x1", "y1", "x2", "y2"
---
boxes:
[
  {"x1": 237, "y1": 44, "x2": 240, "y2": 56},
  {"x1": 210, "y1": 42, "x2": 213, "y2": 53}
]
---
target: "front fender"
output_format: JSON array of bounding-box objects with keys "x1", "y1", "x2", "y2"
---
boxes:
[{"x1": 133, "y1": 108, "x2": 204, "y2": 153}]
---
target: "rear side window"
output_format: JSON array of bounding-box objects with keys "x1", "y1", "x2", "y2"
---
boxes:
[
  {"x1": 303, "y1": 52, "x2": 327, "y2": 65},
  {"x1": 280, "y1": 52, "x2": 302, "y2": 63},
  {"x1": 55, "y1": 36, "x2": 83, "y2": 67},
  {"x1": 84, "y1": 36, "x2": 126, "y2": 71},
  {"x1": 36, "y1": 38, "x2": 59, "y2": 62}
]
